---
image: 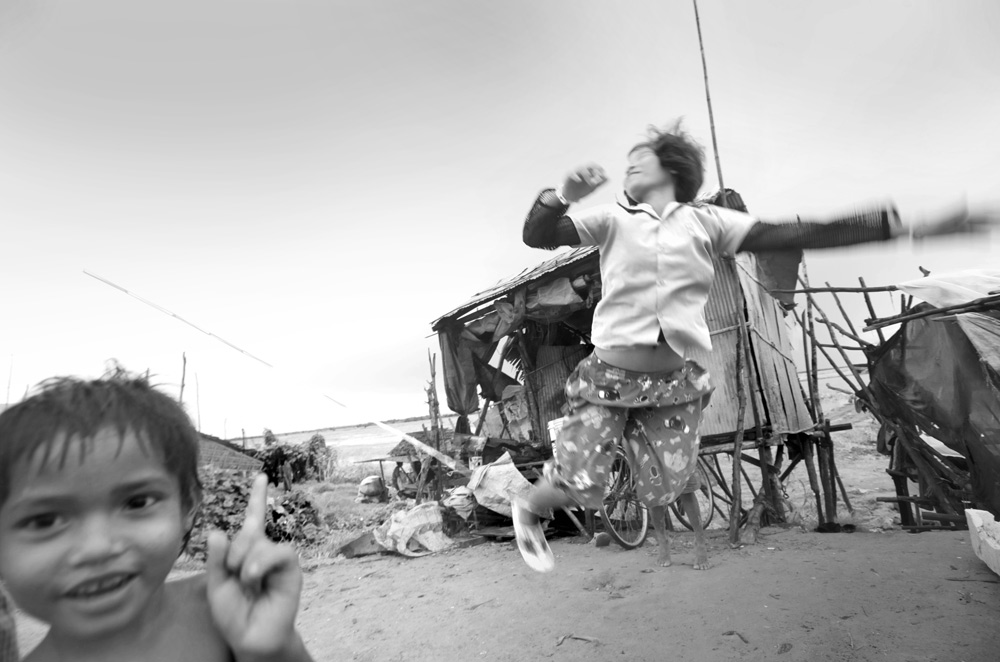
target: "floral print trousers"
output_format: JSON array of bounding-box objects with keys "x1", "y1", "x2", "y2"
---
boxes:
[{"x1": 544, "y1": 353, "x2": 714, "y2": 510}]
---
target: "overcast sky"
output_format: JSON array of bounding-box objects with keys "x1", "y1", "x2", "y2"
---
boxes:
[{"x1": 1, "y1": 0, "x2": 998, "y2": 438}]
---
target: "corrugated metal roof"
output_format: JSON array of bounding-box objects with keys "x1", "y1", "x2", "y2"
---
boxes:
[{"x1": 431, "y1": 246, "x2": 598, "y2": 329}]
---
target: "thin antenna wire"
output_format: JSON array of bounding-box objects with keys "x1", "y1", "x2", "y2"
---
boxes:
[
  {"x1": 83, "y1": 270, "x2": 275, "y2": 369},
  {"x1": 692, "y1": 0, "x2": 727, "y2": 201},
  {"x1": 83, "y1": 270, "x2": 470, "y2": 475}
]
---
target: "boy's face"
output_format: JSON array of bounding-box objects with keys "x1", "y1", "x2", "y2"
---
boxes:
[
  {"x1": 0, "y1": 426, "x2": 196, "y2": 643},
  {"x1": 624, "y1": 146, "x2": 672, "y2": 203}
]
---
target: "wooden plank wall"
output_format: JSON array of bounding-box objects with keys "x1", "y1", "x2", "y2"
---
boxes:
[
  {"x1": 736, "y1": 254, "x2": 815, "y2": 434},
  {"x1": 693, "y1": 257, "x2": 764, "y2": 437}
]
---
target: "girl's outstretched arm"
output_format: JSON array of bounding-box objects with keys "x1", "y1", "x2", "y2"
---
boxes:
[
  {"x1": 738, "y1": 203, "x2": 999, "y2": 253},
  {"x1": 738, "y1": 207, "x2": 899, "y2": 252}
]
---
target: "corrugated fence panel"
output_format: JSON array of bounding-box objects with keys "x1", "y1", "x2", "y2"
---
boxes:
[
  {"x1": 529, "y1": 344, "x2": 593, "y2": 431},
  {"x1": 695, "y1": 257, "x2": 761, "y2": 437},
  {"x1": 736, "y1": 255, "x2": 815, "y2": 434}
]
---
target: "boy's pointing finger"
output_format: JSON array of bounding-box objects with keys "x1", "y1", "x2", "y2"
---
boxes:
[
  {"x1": 241, "y1": 473, "x2": 269, "y2": 537},
  {"x1": 226, "y1": 473, "x2": 269, "y2": 573}
]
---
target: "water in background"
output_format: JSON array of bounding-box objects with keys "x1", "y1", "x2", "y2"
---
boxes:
[{"x1": 230, "y1": 414, "x2": 463, "y2": 465}]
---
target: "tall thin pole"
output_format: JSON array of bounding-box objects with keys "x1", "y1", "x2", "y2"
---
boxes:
[
  {"x1": 195, "y1": 373, "x2": 201, "y2": 432},
  {"x1": 692, "y1": 0, "x2": 727, "y2": 200},
  {"x1": 179, "y1": 352, "x2": 187, "y2": 404},
  {"x1": 5, "y1": 355, "x2": 12, "y2": 405}
]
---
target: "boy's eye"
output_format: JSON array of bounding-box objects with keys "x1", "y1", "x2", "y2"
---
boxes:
[
  {"x1": 125, "y1": 494, "x2": 161, "y2": 511},
  {"x1": 17, "y1": 513, "x2": 62, "y2": 531}
]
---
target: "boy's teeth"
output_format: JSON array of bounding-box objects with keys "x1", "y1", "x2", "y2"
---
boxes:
[{"x1": 73, "y1": 575, "x2": 129, "y2": 597}]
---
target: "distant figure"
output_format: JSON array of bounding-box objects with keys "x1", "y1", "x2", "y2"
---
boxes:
[
  {"x1": 392, "y1": 461, "x2": 419, "y2": 499},
  {"x1": 0, "y1": 368, "x2": 315, "y2": 661},
  {"x1": 513, "y1": 119, "x2": 999, "y2": 573}
]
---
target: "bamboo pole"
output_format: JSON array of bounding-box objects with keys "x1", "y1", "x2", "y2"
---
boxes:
[
  {"x1": 830, "y1": 450, "x2": 854, "y2": 514},
  {"x1": 865, "y1": 293, "x2": 1000, "y2": 331},
  {"x1": 179, "y1": 352, "x2": 187, "y2": 405},
  {"x1": 815, "y1": 436, "x2": 837, "y2": 525},
  {"x1": 772, "y1": 285, "x2": 898, "y2": 294},
  {"x1": 195, "y1": 373, "x2": 201, "y2": 432},
  {"x1": 801, "y1": 290, "x2": 872, "y2": 401},
  {"x1": 758, "y1": 442, "x2": 784, "y2": 520},
  {"x1": 796, "y1": 310, "x2": 816, "y2": 420},
  {"x1": 473, "y1": 398, "x2": 491, "y2": 436},
  {"x1": 515, "y1": 328, "x2": 542, "y2": 445},
  {"x1": 691, "y1": 0, "x2": 764, "y2": 531},
  {"x1": 5, "y1": 355, "x2": 12, "y2": 406},
  {"x1": 858, "y1": 277, "x2": 887, "y2": 344},
  {"x1": 825, "y1": 283, "x2": 872, "y2": 346},
  {"x1": 692, "y1": 0, "x2": 726, "y2": 196},
  {"x1": 801, "y1": 266, "x2": 840, "y2": 525},
  {"x1": 425, "y1": 351, "x2": 443, "y2": 502},
  {"x1": 801, "y1": 437, "x2": 825, "y2": 524},
  {"x1": 728, "y1": 312, "x2": 749, "y2": 545}
]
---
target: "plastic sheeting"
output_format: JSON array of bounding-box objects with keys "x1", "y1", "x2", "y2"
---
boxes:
[
  {"x1": 372, "y1": 501, "x2": 455, "y2": 557},
  {"x1": 896, "y1": 269, "x2": 1000, "y2": 308},
  {"x1": 867, "y1": 308, "x2": 1000, "y2": 516},
  {"x1": 467, "y1": 451, "x2": 537, "y2": 518}
]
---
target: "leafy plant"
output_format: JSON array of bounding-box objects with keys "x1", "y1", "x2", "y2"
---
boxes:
[
  {"x1": 266, "y1": 489, "x2": 323, "y2": 544},
  {"x1": 185, "y1": 467, "x2": 326, "y2": 560}
]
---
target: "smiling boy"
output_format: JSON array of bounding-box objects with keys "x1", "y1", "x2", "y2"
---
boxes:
[{"x1": 0, "y1": 370, "x2": 315, "y2": 662}]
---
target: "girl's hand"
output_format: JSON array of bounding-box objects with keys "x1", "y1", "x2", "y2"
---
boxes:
[
  {"x1": 559, "y1": 163, "x2": 608, "y2": 203},
  {"x1": 206, "y1": 474, "x2": 312, "y2": 661},
  {"x1": 910, "y1": 201, "x2": 1000, "y2": 240}
]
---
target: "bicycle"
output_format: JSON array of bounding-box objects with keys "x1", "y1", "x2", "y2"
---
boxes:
[{"x1": 598, "y1": 449, "x2": 722, "y2": 549}]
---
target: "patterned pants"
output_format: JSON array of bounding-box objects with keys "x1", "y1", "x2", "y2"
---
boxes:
[{"x1": 544, "y1": 354, "x2": 714, "y2": 510}]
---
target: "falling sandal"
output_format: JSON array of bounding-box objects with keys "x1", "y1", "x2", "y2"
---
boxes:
[{"x1": 512, "y1": 498, "x2": 555, "y2": 573}]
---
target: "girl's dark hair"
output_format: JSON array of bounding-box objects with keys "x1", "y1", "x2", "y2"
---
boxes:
[
  {"x1": 629, "y1": 120, "x2": 706, "y2": 203},
  {"x1": 0, "y1": 365, "x2": 202, "y2": 512}
]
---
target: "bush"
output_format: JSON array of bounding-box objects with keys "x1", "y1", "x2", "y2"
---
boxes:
[
  {"x1": 267, "y1": 489, "x2": 323, "y2": 544},
  {"x1": 186, "y1": 467, "x2": 326, "y2": 560},
  {"x1": 248, "y1": 437, "x2": 335, "y2": 487}
]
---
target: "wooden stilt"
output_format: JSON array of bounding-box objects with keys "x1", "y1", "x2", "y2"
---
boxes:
[
  {"x1": 815, "y1": 436, "x2": 837, "y2": 525},
  {"x1": 801, "y1": 438, "x2": 825, "y2": 524},
  {"x1": 758, "y1": 442, "x2": 785, "y2": 520}
]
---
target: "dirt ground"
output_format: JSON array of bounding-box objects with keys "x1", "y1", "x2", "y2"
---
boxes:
[{"x1": 13, "y1": 385, "x2": 1000, "y2": 661}]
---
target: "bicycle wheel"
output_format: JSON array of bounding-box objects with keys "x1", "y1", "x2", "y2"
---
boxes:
[
  {"x1": 598, "y1": 448, "x2": 649, "y2": 549},
  {"x1": 670, "y1": 459, "x2": 716, "y2": 530}
]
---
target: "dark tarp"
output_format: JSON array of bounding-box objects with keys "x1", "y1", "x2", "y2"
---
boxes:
[{"x1": 867, "y1": 308, "x2": 1000, "y2": 516}]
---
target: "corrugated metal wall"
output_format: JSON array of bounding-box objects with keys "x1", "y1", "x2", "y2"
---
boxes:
[
  {"x1": 692, "y1": 256, "x2": 761, "y2": 437},
  {"x1": 736, "y1": 254, "x2": 815, "y2": 434},
  {"x1": 684, "y1": 254, "x2": 814, "y2": 438}
]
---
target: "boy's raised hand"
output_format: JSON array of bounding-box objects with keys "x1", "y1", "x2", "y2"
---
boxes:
[
  {"x1": 559, "y1": 163, "x2": 608, "y2": 203},
  {"x1": 207, "y1": 474, "x2": 312, "y2": 661}
]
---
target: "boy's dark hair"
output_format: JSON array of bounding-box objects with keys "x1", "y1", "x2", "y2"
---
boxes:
[
  {"x1": 0, "y1": 366, "x2": 202, "y2": 512},
  {"x1": 629, "y1": 120, "x2": 705, "y2": 203}
]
